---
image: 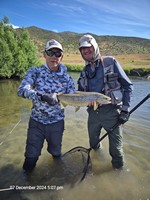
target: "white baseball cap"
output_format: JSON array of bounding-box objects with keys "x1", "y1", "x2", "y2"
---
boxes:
[{"x1": 45, "y1": 39, "x2": 63, "y2": 51}]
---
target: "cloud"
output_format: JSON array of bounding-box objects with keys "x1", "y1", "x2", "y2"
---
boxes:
[
  {"x1": 52, "y1": 29, "x2": 59, "y2": 32},
  {"x1": 47, "y1": 2, "x2": 85, "y2": 14},
  {"x1": 11, "y1": 24, "x2": 20, "y2": 29},
  {"x1": 5, "y1": 23, "x2": 20, "y2": 29}
]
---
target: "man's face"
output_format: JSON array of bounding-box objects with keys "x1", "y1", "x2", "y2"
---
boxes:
[
  {"x1": 80, "y1": 46, "x2": 94, "y2": 62},
  {"x1": 45, "y1": 48, "x2": 63, "y2": 71}
]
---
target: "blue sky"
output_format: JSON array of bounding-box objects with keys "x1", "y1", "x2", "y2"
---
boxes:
[{"x1": 0, "y1": 0, "x2": 150, "y2": 39}]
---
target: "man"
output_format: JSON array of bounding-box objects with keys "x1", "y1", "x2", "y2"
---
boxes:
[
  {"x1": 77, "y1": 34, "x2": 133, "y2": 169},
  {"x1": 17, "y1": 39, "x2": 75, "y2": 172}
]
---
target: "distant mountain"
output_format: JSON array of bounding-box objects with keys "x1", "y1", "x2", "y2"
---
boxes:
[{"x1": 21, "y1": 26, "x2": 150, "y2": 55}]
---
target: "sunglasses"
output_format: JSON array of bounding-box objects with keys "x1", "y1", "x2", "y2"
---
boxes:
[{"x1": 45, "y1": 50, "x2": 62, "y2": 57}]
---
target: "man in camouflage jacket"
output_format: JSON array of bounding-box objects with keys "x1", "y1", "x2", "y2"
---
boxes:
[{"x1": 17, "y1": 39, "x2": 75, "y2": 172}]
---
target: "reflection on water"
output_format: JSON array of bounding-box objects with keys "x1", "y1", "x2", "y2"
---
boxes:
[{"x1": 0, "y1": 76, "x2": 150, "y2": 200}]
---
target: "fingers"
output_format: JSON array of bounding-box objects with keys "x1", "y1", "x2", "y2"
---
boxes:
[{"x1": 88, "y1": 101, "x2": 99, "y2": 106}]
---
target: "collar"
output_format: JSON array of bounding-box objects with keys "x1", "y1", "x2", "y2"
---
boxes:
[
  {"x1": 44, "y1": 63, "x2": 65, "y2": 76},
  {"x1": 88, "y1": 59, "x2": 100, "y2": 68}
]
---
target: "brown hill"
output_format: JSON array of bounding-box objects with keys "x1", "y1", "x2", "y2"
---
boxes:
[{"x1": 21, "y1": 26, "x2": 150, "y2": 55}]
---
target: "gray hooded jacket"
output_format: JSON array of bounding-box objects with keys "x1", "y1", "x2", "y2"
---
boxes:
[{"x1": 78, "y1": 34, "x2": 133, "y2": 111}]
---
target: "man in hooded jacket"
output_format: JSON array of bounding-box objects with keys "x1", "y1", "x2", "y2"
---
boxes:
[{"x1": 77, "y1": 34, "x2": 133, "y2": 169}]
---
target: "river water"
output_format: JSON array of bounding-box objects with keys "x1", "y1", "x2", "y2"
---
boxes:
[{"x1": 0, "y1": 73, "x2": 149, "y2": 200}]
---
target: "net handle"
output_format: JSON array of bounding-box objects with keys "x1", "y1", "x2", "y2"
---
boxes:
[{"x1": 96, "y1": 93, "x2": 150, "y2": 145}]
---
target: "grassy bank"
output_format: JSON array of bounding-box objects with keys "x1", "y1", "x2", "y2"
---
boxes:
[
  {"x1": 39, "y1": 53, "x2": 150, "y2": 77},
  {"x1": 65, "y1": 64, "x2": 150, "y2": 77},
  {"x1": 63, "y1": 53, "x2": 150, "y2": 77}
]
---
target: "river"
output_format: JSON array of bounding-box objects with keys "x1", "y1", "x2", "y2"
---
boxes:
[{"x1": 0, "y1": 73, "x2": 149, "y2": 200}]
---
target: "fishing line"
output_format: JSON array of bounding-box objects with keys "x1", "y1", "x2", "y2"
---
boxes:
[
  {"x1": 0, "y1": 105, "x2": 30, "y2": 146},
  {"x1": 62, "y1": 93, "x2": 150, "y2": 182},
  {"x1": 0, "y1": 119, "x2": 21, "y2": 146}
]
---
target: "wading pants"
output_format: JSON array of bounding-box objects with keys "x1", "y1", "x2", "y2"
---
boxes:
[
  {"x1": 23, "y1": 118, "x2": 64, "y2": 172},
  {"x1": 87, "y1": 104, "x2": 124, "y2": 169}
]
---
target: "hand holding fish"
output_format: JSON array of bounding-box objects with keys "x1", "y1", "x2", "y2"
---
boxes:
[{"x1": 87, "y1": 101, "x2": 102, "y2": 109}]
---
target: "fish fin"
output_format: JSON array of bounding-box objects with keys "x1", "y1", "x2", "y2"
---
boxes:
[
  {"x1": 75, "y1": 107, "x2": 80, "y2": 112},
  {"x1": 60, "y1": 102, "x2": 67, "y2": 109},
  {"x1": 57, "y1": 92, "x2": 62, "y2": 96},
  {"x1": 93, "y1": 101, "x2": 98, "y2": 110}
]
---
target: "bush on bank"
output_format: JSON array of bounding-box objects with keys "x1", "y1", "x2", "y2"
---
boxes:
[{"x1": 0, "y1": 17, "x2": 40, "y2": 79}]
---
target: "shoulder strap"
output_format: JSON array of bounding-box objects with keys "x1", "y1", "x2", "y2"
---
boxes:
[
  {"x1": 101, "y1": 56, "x2": 115, "y2": 67},
  {"x1": 101, "y1": 56, "x2": 115, "y2": 83}
]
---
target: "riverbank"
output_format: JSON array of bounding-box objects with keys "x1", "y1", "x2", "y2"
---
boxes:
[
  {"x1": 65, "y1": 64, "x2": 150, "y2": 78},
  {"x1": 40, "y1": 53, "x2": 150, "y2": 78},
  {"x1": 0, "y1": 53, "x2": 150, "y2": 80}
]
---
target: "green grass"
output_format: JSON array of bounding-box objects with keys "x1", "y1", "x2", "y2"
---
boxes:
[{"x1": 65, "y1": 64, "x2": 84, "y2": 72}]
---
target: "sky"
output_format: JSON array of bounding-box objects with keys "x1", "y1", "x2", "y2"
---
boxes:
[{"x1": 0, "y1": 0, "x2": 150, "y2": 39}]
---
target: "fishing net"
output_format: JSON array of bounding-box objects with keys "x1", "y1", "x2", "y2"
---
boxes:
[
  {"x1": 62, "y1": 94, "x2": 150, "y2": 183},
  {"x1": 62, "y1": 146, "x2": 92, "y2": 182},
  {"x1": 61, "y1": 123, "x2": 120, "y2": 183}
]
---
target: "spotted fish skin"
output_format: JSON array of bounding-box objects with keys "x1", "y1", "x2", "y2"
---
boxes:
[{"x1": 58, "y1": 91, "x2": 111, "y2": 111}]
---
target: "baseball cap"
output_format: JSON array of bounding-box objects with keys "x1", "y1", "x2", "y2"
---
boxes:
[
  {"x1": 79, "y1": 34, "x2": 94, "y2": 48},
  {"x1": 45, "y1": 39, "x2": 63, "y2": 51}
]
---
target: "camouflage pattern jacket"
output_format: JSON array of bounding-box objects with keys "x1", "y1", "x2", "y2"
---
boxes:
[{"x1": 17, "y1": 64, "x2": 75, "y2": 124}]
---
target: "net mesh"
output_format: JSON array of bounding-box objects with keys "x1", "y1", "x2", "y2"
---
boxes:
[{"x1": 62, "y1": 146, "x2": 92, "y2": 182}]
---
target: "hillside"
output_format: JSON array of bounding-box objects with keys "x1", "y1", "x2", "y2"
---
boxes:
[{"x1": 21, "y1": 26, "x2": 150, "y2": 55}]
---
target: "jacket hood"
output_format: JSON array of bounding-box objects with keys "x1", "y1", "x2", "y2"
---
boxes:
[{"x1": 79, "y1": 34, "x2": 100, "y2": 64}]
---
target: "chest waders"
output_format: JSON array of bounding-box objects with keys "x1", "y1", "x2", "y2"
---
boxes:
[{"x1": 78, "y1": 56, "x2": 123, "y2": 105}]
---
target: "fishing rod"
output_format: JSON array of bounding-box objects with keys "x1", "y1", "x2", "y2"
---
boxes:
[
  {"x1": 63, "y1": 93, "x2": 150, "y2": 182},
  {"x1": 92, "y1": 93, "x2": 150, "y2": 148}
]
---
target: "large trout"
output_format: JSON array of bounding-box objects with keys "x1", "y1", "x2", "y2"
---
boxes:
[{"x1": 58, "y1": 91, "x2": 111, "y2": 111}]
